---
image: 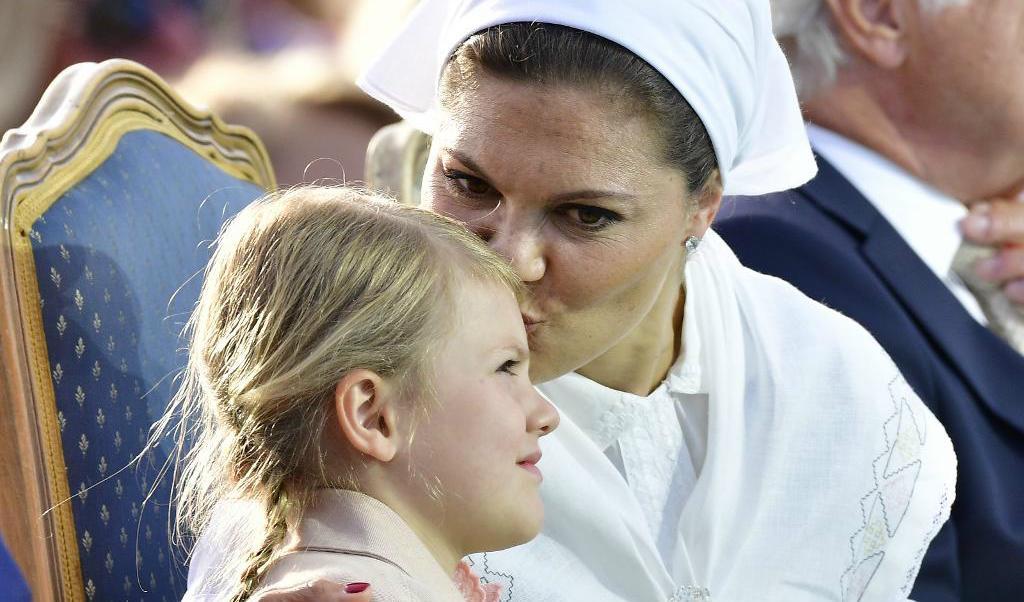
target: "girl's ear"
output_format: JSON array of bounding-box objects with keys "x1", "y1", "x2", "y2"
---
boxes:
[{"x1": 334, "y1": 370, "x2": 400, "y2": 462}]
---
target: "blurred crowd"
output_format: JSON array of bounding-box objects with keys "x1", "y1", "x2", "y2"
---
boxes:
[{"x1": 0, "y1": 0, "x2": 417, "y2": 185}]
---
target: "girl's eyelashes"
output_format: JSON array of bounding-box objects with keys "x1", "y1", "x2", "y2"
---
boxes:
[
  {"x1": 442, "y1": 169, "x2": 496, "y2": 197},
  {"x1": 498, "y1": 359, "x2": 521, "y2": 376}
]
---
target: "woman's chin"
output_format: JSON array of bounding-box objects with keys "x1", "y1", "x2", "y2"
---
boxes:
[{"x1": 528, "y1": 346, "x2": 594, "y2": 385}]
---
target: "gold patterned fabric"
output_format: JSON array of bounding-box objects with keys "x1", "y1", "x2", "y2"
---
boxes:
[{"x1": 28, "y1": 129, "x2": 265, "y2": 600}]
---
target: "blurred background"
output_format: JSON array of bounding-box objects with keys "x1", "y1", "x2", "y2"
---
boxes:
[{"x1": 0, "y1": 0, "x2": 419, "y2": 185}]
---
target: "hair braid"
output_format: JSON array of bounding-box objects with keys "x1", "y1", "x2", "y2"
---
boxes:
[{"x1": 231, "y1": 481, "x2": 291, "y2": 601}]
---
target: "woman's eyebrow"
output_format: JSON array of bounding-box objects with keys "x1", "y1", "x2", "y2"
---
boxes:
[
  {"x1": 443, "y1": 148, "x2": 493, "y2": 181},
  {"x1": 546, "y1": 189, "x2": 638, "y2": 204}
]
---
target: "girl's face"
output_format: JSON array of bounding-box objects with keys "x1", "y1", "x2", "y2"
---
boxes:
[
  {"x1": 405, "y1": 279, "x2": 559, "y2": 556},
  {"x1": 422, "y1": 74, "x2": 708, "y2": 383}
]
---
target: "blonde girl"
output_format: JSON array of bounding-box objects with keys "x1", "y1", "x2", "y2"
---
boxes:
[{"x1": 157, "y1": 186, "x2": 559, "y2": 601}]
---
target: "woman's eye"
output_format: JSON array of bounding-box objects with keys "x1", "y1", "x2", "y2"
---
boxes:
[
  {"x1": 498, "y1": 359, "x2": 520, "y2": 375},
  {"x1": 443, "y1": 170, "x2": 494, "y2": 196},
  {"x1": 564, "y1": 205, "x2": 621, "y2": 230}
]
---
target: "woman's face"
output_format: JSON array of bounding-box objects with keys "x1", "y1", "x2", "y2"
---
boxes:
[{"x1": 422, "y1": 74, "x2": 710, "y2": 383}]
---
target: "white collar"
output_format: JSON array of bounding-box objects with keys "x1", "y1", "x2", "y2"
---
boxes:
[
  {"x1": 806, "y1": 123, "x2": 968, "y2": 282},
  {"x1": 537, "y1": 293, "x2": 704, "y2": 451}
]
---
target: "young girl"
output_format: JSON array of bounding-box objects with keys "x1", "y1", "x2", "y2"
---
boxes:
[{"x1": 158, "y1": 186, "x2": 559, "y2": 601}]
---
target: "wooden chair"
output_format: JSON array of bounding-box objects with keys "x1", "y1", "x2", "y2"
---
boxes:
[{"x1": 0, "y1": 59, "x2": 276, "y2": 600}]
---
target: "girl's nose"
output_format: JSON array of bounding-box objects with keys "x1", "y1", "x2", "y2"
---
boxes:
[{"x1": 527, "y1": 389, "x2": 560, "y2": 436}]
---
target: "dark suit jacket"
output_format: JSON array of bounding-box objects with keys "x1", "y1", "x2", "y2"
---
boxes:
[{"x1": 716, "y1": 157, "x2": 1024, "y2": 602}]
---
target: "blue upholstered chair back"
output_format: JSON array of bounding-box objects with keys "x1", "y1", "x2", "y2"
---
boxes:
[
  {"x1": 0, "y1": 60, "x2": 275, "y2": 601},
  {"x1": 32, "y1": 130, "x2": 264, "y2": 600}
]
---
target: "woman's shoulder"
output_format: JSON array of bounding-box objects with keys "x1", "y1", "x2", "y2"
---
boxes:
[
  {"x1": 734, "y1": 262, "x2": 955, "y2": 467},
  {"x1": 734, "y1": 261, "x2": 891, "y2": 367}
]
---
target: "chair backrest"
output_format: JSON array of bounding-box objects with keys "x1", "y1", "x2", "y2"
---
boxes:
[
  {"x1": 0, "y1": 59, "x2": 276, "y2": 601},
  {"x1": 365, "y1": 120, "x2": 431, "y2": 205}
]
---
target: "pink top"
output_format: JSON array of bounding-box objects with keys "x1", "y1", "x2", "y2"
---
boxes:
[{"x1": 255, "y1": 489, "x2": 504, "y2": 601}]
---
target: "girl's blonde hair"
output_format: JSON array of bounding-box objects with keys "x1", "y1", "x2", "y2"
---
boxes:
[{"x1": 150, "y1": 186, "x2": 520, "y2": 601}]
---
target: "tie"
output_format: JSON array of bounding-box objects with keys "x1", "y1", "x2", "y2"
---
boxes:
[{"x1": 951, "y1": 241, "x2": 1024, "y2": 354}]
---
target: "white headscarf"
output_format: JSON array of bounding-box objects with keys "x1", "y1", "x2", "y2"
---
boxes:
[{"x1": 357, "y1": 0, "x2": 817, "y2": 196}]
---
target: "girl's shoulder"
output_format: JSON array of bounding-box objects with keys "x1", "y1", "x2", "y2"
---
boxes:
[{"x1": 258, "y1": 550, "x2": 418, "y2": 601}]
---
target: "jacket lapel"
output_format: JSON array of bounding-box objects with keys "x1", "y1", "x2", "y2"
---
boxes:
[{"x1": 801, "y1": 157, "x2": 1024, "y2": 434}]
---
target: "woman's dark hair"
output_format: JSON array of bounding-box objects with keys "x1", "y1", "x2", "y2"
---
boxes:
[{"x1": 440, "y1": 22, "x2": 719, "y2": 196}]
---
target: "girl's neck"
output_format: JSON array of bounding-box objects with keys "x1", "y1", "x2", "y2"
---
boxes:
[
  {"x1": 410, "y1": 519, "x2": 463, "y2": 576},
  {"x1": 576, "y1": 280, "x2": 685, "y2": 396},
  {"x1": 373, "y1": 488, "x2": 465, "y2": 575}
]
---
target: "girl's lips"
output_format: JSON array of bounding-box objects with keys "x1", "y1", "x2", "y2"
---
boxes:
[
  {"x1": 518, "y1": 461, "x2": 543, "y2": 481},
  {"x1": 518, "y1": 450, "x2": 543, "y2": 481}
]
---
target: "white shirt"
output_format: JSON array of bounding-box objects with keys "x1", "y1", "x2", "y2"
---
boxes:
[
  {"x1": 807, "y1": 124, "x2": 987, "y2": 324},
  {"x1": 538, "y1": 327, "x2": 708, "y2": 565}
]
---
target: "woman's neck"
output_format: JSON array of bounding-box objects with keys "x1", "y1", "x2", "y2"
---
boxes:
[{"x1": 576, "y1": 280, "x2": 685, "y2": 396}]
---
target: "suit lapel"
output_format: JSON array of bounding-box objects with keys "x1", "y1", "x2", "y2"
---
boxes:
[{"x1": 801, "y1": 157, "x2": 1024, "y2": 434}]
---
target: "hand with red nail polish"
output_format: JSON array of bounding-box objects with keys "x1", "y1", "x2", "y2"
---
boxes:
[
  {"x1": 961, "y1": 199, "x2": 1024, "y2": 306},
  {"x1": 250, "y1": 579, "x2": 372, "y2": 602}
]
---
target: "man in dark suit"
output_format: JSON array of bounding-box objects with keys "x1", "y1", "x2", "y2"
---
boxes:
[{"x1": 715, "y1": 1, "x2": 1024, "y2": 600}]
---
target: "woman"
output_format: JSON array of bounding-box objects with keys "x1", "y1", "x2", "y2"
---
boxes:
[{"x1": 187, "y1": 1, "x2": 956, "y2": 600}]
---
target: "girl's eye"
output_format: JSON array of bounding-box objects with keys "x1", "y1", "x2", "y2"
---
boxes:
[
  {"x1": 563, "y1": 205, "x2": 621, "y2": 230},
  {"x1": 443, "y1": 170, "x2": 494, "y2": 196},
  {"x1": 498, "y1": 359, "x2": 520, "y2": 376}
]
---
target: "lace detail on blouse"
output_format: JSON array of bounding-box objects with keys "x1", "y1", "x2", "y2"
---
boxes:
[{"x1": 618, "y1": 394, "x2": 695, "y2": 561}]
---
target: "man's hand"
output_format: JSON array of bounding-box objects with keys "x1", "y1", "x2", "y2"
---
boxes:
[
  {"x1": 250, "y1": 580, "x2": 371, "y2": 602},
  {"x1": 960, "y1": 200, "x2": 1024, "y2": 304}
]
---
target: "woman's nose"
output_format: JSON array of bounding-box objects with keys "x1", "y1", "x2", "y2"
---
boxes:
[
  {"x1": 487, "y1": 223, "x2": 546, "y2": 283},
  {"x1": 527, "y1": 389, "x2": 560, "y2": 436}
]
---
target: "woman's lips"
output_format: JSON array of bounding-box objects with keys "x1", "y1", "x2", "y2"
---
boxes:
[{"x1": 521, "y1": 313, "x2": 544, "y2": 334}]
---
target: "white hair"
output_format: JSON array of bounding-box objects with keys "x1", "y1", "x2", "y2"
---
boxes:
[{"x1": 772, "y1": 0, "x2": 968, "y2": 98}]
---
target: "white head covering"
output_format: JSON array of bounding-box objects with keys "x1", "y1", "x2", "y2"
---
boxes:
[{"x1": 357, "y1": 0, "x2": 817, "y2": 196}]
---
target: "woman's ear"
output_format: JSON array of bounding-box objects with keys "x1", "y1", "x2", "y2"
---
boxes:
[
  {"x1": 334, "y1": 370, "x2": 400, "y2": 462},
  {"x1": 688, "y1": 170, "x2": 724, "y2": 238}
]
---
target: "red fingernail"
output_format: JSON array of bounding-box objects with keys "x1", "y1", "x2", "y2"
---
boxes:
[{"x1": 345, "y1": 582, "x2": 370, "y2": 593}]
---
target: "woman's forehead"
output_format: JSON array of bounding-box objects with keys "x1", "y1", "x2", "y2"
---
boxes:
[{"x1": 436, "y1": 76, "x2": 661, "y2": 177}]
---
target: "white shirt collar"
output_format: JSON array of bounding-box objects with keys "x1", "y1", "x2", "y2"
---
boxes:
[
  {"x1": 537, "y1": 300, "x2": 704, "y2": 451},
  {"x1": 806, "y1": 123, "x2": 968, "y2": 282}
]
